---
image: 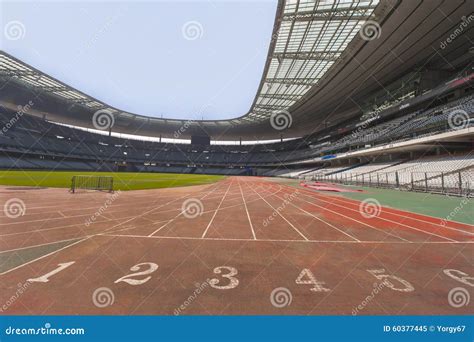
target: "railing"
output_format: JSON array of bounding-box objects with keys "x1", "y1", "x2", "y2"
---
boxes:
[{"x1": 310, "y1": 170, "x2": 472, "y2": 197}]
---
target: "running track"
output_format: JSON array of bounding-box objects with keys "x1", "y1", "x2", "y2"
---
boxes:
[{"x1": 0, "y1": 177, "x2": 472, "y2": 314}]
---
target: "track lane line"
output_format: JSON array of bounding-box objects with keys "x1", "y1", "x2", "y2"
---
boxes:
[
  {"x1": 289, "y1": 187, "x2": 459, "y2": 242},
  {"x1": 0, "y1": 236, "x2": 84, "y2": 254},
  {"x1": 245, "y1": 181, "x2": 309, "y2": 241},
  {"x1": 270, "y1": 192, "x2": 361, "y2": 242},
  {"x1": 0, "y1": 183, "x2": 274, "y2": 239},
  {"x1": 147, "y1": 181, "x2": 228, "y2": 237},
  {"x1": 0, "y1": 237, "x2": 90, "y2": 276},
  {"x1": 298, "y1": 182, "x2": 474, "y2": 231},
  {"x1": 0, "y1": 181, "x2": 227, "y2": 275},
  {"x1": 271, "y1": 188, "x2": 410, "y2": 242},
  {"x1": 238, "y1": 180, "x2": 256, "y2": 240},
  {"x1": 201, "y1": 180, "x2": 234, "y2": 238},
  {"x1": 100, "y1": 233, "x2": 474, "y2": 244}
]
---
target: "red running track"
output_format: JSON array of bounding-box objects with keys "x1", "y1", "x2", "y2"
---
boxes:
[{"x1": 0, "y1": 176, "x2": 472, "y2": 315}]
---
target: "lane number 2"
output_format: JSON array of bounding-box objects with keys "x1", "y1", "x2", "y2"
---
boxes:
[{"x1": 114, "y1": 262, "x2": 158, "y2": 286}]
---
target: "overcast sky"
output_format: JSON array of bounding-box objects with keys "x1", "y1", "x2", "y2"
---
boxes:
[{"x1": 1, "y1": 0, "x2": 277, "y2": 120}]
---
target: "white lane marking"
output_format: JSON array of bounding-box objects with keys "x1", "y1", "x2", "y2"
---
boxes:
[
  {"x1": 0, "y1": 182, "x2": 226, "y2": 225},
  {"x1": 0, "y1": 237, "x2": 89, "y2": 276},
  {"x1": 247, "y1": 183, "x2": 309, "y2": 241},
  {"x1": 0, "y1": 237, "x2": 84, "y2": 254},
  {"x1": 280, "y1": 191, "x2": 409, "y2": 242},
  {"x1": 294, "y1": 190, "x2": 457, "y2": 242},
  {"x1": 271, "y1": 192, "x2": 361, "y2": 242},
  {"x1": 147, "y1": 181, "x2": 226, "y2": 237},
  {"x1": 0, "y1": 214, "x2": 173, "y2": 237},
  {"x1": 301, "y1": 187, "x2": 474, "y2": 231},
  {"x1": 0, "y1": 185, "x2": 269, "y2": 238},
  {"x1": 101, "y1": 193, "x2": 191, "y2": 236},
  {"x1": 100, "y1": 233, "x2": 474, "y2": 244},
  {"x1": 238, "y1": 181, "x2": 256, "y2": 240},
  {"x1": 0, "y1": 182, "x2": 227, "y2": 275},
  {"x1": 0, "y1": 194, "x2": 185, "y2": 217},
  {"x1": 201, "y1": 181, "x2": 234, "y2": 238}
]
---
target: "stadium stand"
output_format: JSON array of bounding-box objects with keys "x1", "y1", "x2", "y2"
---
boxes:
[
  {"x1": 311, "y1": 154, "x2": 473, "y2": 196},
  {"x1": 0, "y1": 94, "x2": 472, "y2": 171},
  {"x1": 0, "y1": 0, "x2": 472, "y2": 198}
]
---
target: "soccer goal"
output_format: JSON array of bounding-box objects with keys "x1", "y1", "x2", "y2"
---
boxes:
[{"x1": 70, "y1": 175, "x2": 114, "y2": 193}]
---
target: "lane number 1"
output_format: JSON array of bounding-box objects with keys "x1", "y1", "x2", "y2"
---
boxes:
[{"x1": 27, "y1": 262, "x2": 76, "y2": 283}]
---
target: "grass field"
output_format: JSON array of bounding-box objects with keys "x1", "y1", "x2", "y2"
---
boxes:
[{"x1": 0, "y1": 170, "x2": 224, "y2": 191}]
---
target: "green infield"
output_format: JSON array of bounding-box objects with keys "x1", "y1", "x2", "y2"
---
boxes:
[{"x1": 0, "y1": 170, "x2": 224, "y2": 191}]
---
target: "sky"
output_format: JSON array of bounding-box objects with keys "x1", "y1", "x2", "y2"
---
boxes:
[{"x1": 1, "y1": 0, "x2": 277, "y2": 120}]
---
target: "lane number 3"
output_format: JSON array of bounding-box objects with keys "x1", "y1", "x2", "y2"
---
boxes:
[{"x1": 209, "y1": 266, "x2": 239, "y2": 290}]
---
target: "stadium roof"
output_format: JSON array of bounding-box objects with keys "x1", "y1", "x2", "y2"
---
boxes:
[{"x1": 1, "y1": 0, "x2": 472, "y2": 140}]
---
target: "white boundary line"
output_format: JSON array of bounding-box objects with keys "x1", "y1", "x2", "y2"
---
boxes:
[
  {"x1": 0, "y1": 184, "x2": 265, "y2": 237},
  {"x1": 0, "y1": 181, "x2": 227, "y2": 275},
  {"x1": 101, "y1": 233, "x2": 474, "y2": 244},
  {"x1": 275, "y1": 190, "x2": 411, "y2": 242},
  {"x1": 0, "y1": 236, "x2": 83, "y2": 254},
  {"x1": 293, "y1": 189, "x2": 458, "y2": 242},
  {"x1": 146, "y1": 180, "x2": 230, "y2": 237},
  {"x1": 0, "y1": 181, "x2": 257, "y2": 216},
  {"x1": 0, "y1": 184, "x2": 277, "y2": 239},
  {"x1": 0, "y1": 237, "x2": 90, "y2": 276},
  {"x1": 246, "y1": 182, "x2": 309, "y2": 241},
  {"x1": 201, "y1": 180, "x2": 234, "y2": 238},
  {"x1": 271, "y1": 192, "x2": 362, "y2": 242},
  {"x1": 303, "y1": 188, "x2": 474, "y2": 235},
  {"x1": 298, "y1": 184, "x2": 474, "y2": 230},
  {"x1": 238, "y1": 180, "x2": 256, "y2": 240}
]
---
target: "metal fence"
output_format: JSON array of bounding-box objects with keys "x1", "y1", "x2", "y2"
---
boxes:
[{"x1": 311, "y1": 171, "x2": 472, "y2": 197}]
